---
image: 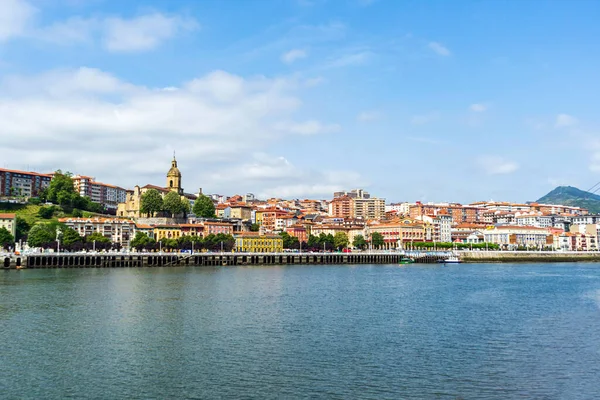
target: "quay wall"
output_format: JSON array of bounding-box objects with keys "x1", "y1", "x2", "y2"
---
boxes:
[
  {"x1": 461, "y1": 251, "x2": 600, "y2": 263},
  {"x1": 4, "y1": 252, "x2": 439, "y2": 269}
]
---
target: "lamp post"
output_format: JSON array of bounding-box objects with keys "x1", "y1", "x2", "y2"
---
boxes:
[
  {"x1": 159, "y1": 241, "x2": 162, "y2": 255},
  {"x1": 220, "y1": 241, "x2": 223, "y2": 254},
  {"x1": 192, "y1": 240, "x2": 194, "y2": 255},
  {"x1": 93, "y1": 240, "x2": 96, "y2": 253}
]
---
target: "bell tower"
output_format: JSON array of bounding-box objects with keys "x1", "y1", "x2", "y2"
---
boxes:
[{"x1": 167, "y1": 153, "x2": 183, "y2": 195}]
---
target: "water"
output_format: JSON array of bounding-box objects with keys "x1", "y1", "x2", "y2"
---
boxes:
[{"x1": 2, "y1": 264, "x2": 600, "y2": 399}]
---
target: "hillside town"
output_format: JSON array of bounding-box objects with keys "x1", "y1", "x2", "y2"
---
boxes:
[{"x1": 0, "y1": 157, "x2": 598, "y2": 253}]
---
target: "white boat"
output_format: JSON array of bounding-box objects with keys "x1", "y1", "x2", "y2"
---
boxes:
[{"x1": 438, "y1": 255, "x2": 461, "y2": 264}]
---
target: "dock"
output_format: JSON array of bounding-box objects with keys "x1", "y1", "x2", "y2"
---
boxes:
[{"x1": 2, "y1": 251, "x2": 451, "y2": 269}]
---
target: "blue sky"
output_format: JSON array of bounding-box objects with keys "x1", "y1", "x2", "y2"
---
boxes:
[{"x1": 1, "y1": 0, "x2": 600, "y2": 203}]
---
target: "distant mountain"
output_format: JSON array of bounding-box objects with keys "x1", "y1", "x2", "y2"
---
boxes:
[{"x1": 536, "y1": 186, "x2": 600, "y2": 213}]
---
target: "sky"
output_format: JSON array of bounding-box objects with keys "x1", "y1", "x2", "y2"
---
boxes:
[{"x1": 1, "y1": 0, "x2": 600, "y2": 204}]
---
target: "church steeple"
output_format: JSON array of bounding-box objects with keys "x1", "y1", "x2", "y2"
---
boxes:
[{"x1": 167, "y1": 153, "x2": 183, "y2": 194}]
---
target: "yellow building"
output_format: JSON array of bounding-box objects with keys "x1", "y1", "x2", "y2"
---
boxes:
[
  {"x1": 0, "y1": 213, "x2": 17, "y2": 237},
  {"x1": 154, "y1": 225, "x2": 182, "y2": 241},
  {"x1": 234, "y1": 233, "x2": 283, "y2": 253}
]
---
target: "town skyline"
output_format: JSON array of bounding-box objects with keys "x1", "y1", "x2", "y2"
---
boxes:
[{"x1": 1, "y1": 1, "x2": 600, "y2": 202}]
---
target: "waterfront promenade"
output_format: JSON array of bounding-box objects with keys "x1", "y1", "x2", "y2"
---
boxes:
[{"x1": 5, "y1": 250, "x2": 600, "y2": 269}]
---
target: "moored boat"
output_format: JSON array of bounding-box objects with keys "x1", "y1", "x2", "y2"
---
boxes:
[
  {"x1": 399, "y1": 257, "x2": 415, "y2": 265},
  {"x1": 437, "y1": 255, "x2": 461, "y2": 264}
]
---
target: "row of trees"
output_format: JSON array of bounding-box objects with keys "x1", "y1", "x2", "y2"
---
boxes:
[
  {"x1": 140, "y1": 190, "x2": 216, "y2": 218},
  {"x1": 277, "y1": 232, "x2": 379, "y2": 251},
  {"x1": 407, "y1": 242, "x2": 500, "y2": 250},
  {"x1": 130, "y1": 232, "x2": 235, "y2": 252},
  {"x1": 26, "y1": 222, "x2": 116, "y2": 251}
]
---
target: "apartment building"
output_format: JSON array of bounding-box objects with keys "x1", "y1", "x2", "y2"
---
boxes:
[
  {"x1": 483, "y1": 226, "x2": 553, "y2": 248},
  {"x1": 366, "y1": 219, "x2": 431, "y2": 249},
  {"x1": 59, "y1": 217, "x2": 136, "y2": 248},
  {"x1": 72, "y1": 175, "x2": 127, "y2": 211},
  {"x1": 329, "y1": 195, "x2": 354, "y2": 219},
  {"x1": 515, "y1": 214, "x2": 553, "y2": 228},
  {"x1": 0, "y1": 168, "x2": 52, "y2": 198}
]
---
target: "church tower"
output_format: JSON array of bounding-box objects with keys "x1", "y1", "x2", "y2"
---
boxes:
[{"x1": 167, "y1": 154, "x2": 183, "y2": 195}]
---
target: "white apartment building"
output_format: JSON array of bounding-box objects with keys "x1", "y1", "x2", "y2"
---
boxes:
[
  {"x1": 58, "y1": 217, "x2": 136, "y2": 248},
  {"x1": 385, "y1": 202, "x2": 412, "y2": 215},
  {"x1": 483, "y1": 226, "x2": 551, "y2": 248},
  {"x1": 515, "y1": 214, "x2": 553, "y2": 228},
  {"x1": 72, "y1": 175, "x2": 127, "y2": 211}
]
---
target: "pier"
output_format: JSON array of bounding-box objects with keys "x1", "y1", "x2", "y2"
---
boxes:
[{"x1": 3, "y1": 251, "x2": 451, "y2": 269}]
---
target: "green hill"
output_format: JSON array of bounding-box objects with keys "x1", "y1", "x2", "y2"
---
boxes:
[{"x1": 536, "y1": 186, "x2": 600, "y2": 214}]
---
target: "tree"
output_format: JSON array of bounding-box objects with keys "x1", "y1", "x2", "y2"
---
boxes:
[
  {"x1": 279, "y1": 231, "x2": 299, "y2": 249},
  {"x1": 193, "y1": 194, "x2": 216, "y2": 218},
  {"x1": 163, "y1": 191, "x2": 184, "y2": 217},
  {"x1": 27, "y1": 224, "x2": 57, "y2": 248},
  {"x1": 249, "y1": 223, "x2": 260, "y2": 232},
  {"x1": 46, "y1": 170, "x2": 76, "y2": 207},
  {"x1": 86, "y1": 232, "x2": 111, "y2": 244},
  {"x1": 15, "y1": 217, "x2": 30, "y2": 241},
  {"x1": 371, "y1": 232, "x2": 384, "y2": 249},
  {"x1": 38, "y1": 206, "x2": 55, "y2": 219},
  {"x1": 352, "y1": 234, "x2": 367, "y2": 250},
  {"x1": 0, "y1": 227, "x2": 14, "y2": 248},
  {"x1": 140, "y1": 189, "x2": 164, "y2": 217},
  {"x1": 61, "y1": 226, "x2": 83, "y2": 249},
  {"x1": 131, "y1": 232, "x2": 155, "y2": 251},
  {"x1": 181, "y1": 198, "x2": 191, "y2": 216},
  {"x1": 334, "y1": 232, "x2": 349, "y2": 250},
  {"x1": 72, "y1": 208, "x2": 83, "y2": 218}
]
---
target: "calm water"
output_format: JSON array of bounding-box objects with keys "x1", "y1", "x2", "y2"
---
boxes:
[{"x1": 2, "y1": 264, "x2": 600, "y2": 399}]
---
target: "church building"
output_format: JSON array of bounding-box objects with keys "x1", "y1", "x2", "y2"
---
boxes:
[{"x1": 117, "y1": 156, "x2": 198, "y2": 219}]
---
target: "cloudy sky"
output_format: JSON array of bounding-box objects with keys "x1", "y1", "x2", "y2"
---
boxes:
[{"x1": 1, "y1": 0, "x2": 599, "y2": 203}]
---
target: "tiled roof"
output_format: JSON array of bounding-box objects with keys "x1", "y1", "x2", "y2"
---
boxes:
[
  {"x1": 0, "y1": 213, "x2": 17, "y2": 219},
  {"x1": 0, "y1": 168, "x2": 53, "y2": 178}
]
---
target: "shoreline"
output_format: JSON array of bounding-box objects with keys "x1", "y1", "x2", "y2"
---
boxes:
[{"x1": 4, "y1": 251, "x2": 600, "y2": 269}]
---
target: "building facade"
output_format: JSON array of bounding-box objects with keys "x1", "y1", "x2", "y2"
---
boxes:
[
  {"x1": 234, "y1": 233, "x2": 283, "y2": 253},
  {"x1": 0, "y1": 168, "x2": 52, "y2": 198},
  {"x1": 72, "y1": 175, "x2": 127, "y2": 212},
  {"x1": 0, "y1": 213, "x2": 17, "y2": 237},
  {"x1": 59, "y1": 217, "x2": 136, "y2": 248}
]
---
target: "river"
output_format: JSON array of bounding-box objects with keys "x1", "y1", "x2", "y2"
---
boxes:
[{"x1": 1, "y1": 263, "x2": 600, "y2": 399}]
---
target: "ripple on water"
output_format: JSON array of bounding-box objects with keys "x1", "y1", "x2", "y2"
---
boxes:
[{"x1": 1, "y1": 264, "x2": 600, "y2": 399}]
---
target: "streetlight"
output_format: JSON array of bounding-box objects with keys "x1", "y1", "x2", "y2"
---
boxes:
[
  {"x1": 56, "y1": 227, "x2": 62, "y2": 255},
  {"x1": 159, "y1": 241, "x2": 162, "y2": 255},
  {"x1": 191, "y1": 240, "x2": 194, "y2": 255},
  {"x1": 220, "y1": 241, "x2": 223, "y2": 254},
  {"x1": 93, "y1": 240, "x2": 96, "y2": 253}
]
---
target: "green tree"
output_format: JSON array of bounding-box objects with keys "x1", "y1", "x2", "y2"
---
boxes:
[
  {"x1": 249, "y1": 223, "x2": 260, "y2": 232},
  {"x1": 38, "y1": 205, "x2": 55, "y2": 219},
  {"x1": 46, "y1": 170, "x2": 76, "y2": 207},
  {"x1": 86, "y1": 232, "x2": 111, "y2": 244},
  {"x1": 131, "y1": 232, "x2": 155, "y2": 250},
  {"x1": 279, "y1": 231, "x2": 299, "y2": 249},
  {"x1": 333, "y1": 232, "x2": 349, "y2": 250},
  {"x1": 371, "y1": 232, "x2": 384, "y2": 249},
  {"x1": 163, "y1": 191, "x2": 184, "y2": 217},
  {"x1": 181, "y1": 198, "x2": 191, "y2": 216},
  {"x1": 193, "y1": 194, "x2": 216, "y2": 218},
  {"x1": 72, "y1": 208, "x2": 83, "y2": 218},
  {"x1": 307, "y1": 234, "x2": 319, "y2": 248},
  {"x1": 27, "y1": 223, "x2": 57, "y2": 248},
  {"x1": 15, "y1": 217, "x2": 30, "y2": 241},
  {"x1": 352, "y1": 234, "x2": 367, "y2": 250},
  {"x1": 61, "y1": 226, "x2": 83, "y2": 247},
  {"x1": 140, "y1": 189, "x2": 164, "y2": 217},
  {"x1": 0, "y1": 227, "x2": 14, "y2": 248}
]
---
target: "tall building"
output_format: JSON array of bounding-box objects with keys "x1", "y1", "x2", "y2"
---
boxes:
[
  {"x1": 72, "y1": 175, "x2": 127, "y2": 212},
  {"x1": 353, "y1": 197, "x2": 386, "y2": 220},
  {"x1": 0, "y1": 168, "x2": 52, "y2": 198}
]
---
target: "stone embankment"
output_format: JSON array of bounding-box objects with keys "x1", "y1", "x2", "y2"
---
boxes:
[{"x1": 460, "y1": 251, "x2": 600, "y2": 263}]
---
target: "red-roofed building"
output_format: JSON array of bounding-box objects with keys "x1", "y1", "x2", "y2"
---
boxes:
[
  {"x1": 0, "y1": 168, "x2": 52, "y2": 198},
  {"x1": 0, "y1": 213, "x2": 17, "y2": 237}
]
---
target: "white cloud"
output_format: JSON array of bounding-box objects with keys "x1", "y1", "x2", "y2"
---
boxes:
[
  {"x1": 275, "y1": 120, "x2": 340, "y2": 135},
  {"x1": 469, "y1": 103, "x2": 487, "y2": 112},
  {"x1": 477, "y1": 155, "x2": 519, "y2": 175},
  {"x1": 35, "y1": 16, "x2": 97, "y2": 44},
  {"x1": 103, "y1": 13, "x2": 198, "y2": 52},
  {"x1": 324, "y1": 51, "x2": 371, "y2": 68},
  {"x1": 411, "y1": 112, "x2": 439, "y2": 125},
  {"x1": 555, "y1": 113, "x2": 578, "y2": 128},
  {"x1": 0, "y1": 0, "x2": 36, "y2": 41},
  {"x1": 0, "y1": 68, "x2": 350, "y2": 197},
  {"x1": 205, "y1": 153, "x2": 364, "y2": 199},
  {"x1": 357, "y1": 110, "x2": 381, "y2": 122},
  {"x1": 428, "y1": 41, "x2": 451, "y2": 56},
  {"x1": 281, "y1": 48, "x2": 307, "y2": 64}
]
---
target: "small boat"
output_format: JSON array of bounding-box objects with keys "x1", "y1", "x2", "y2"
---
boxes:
[
  {"x1": 399, "y1": 257, "x2": 415, "y2": 265},
  {"x1": 438, "y1": 255, "x2": 461, "y2": 264}
]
